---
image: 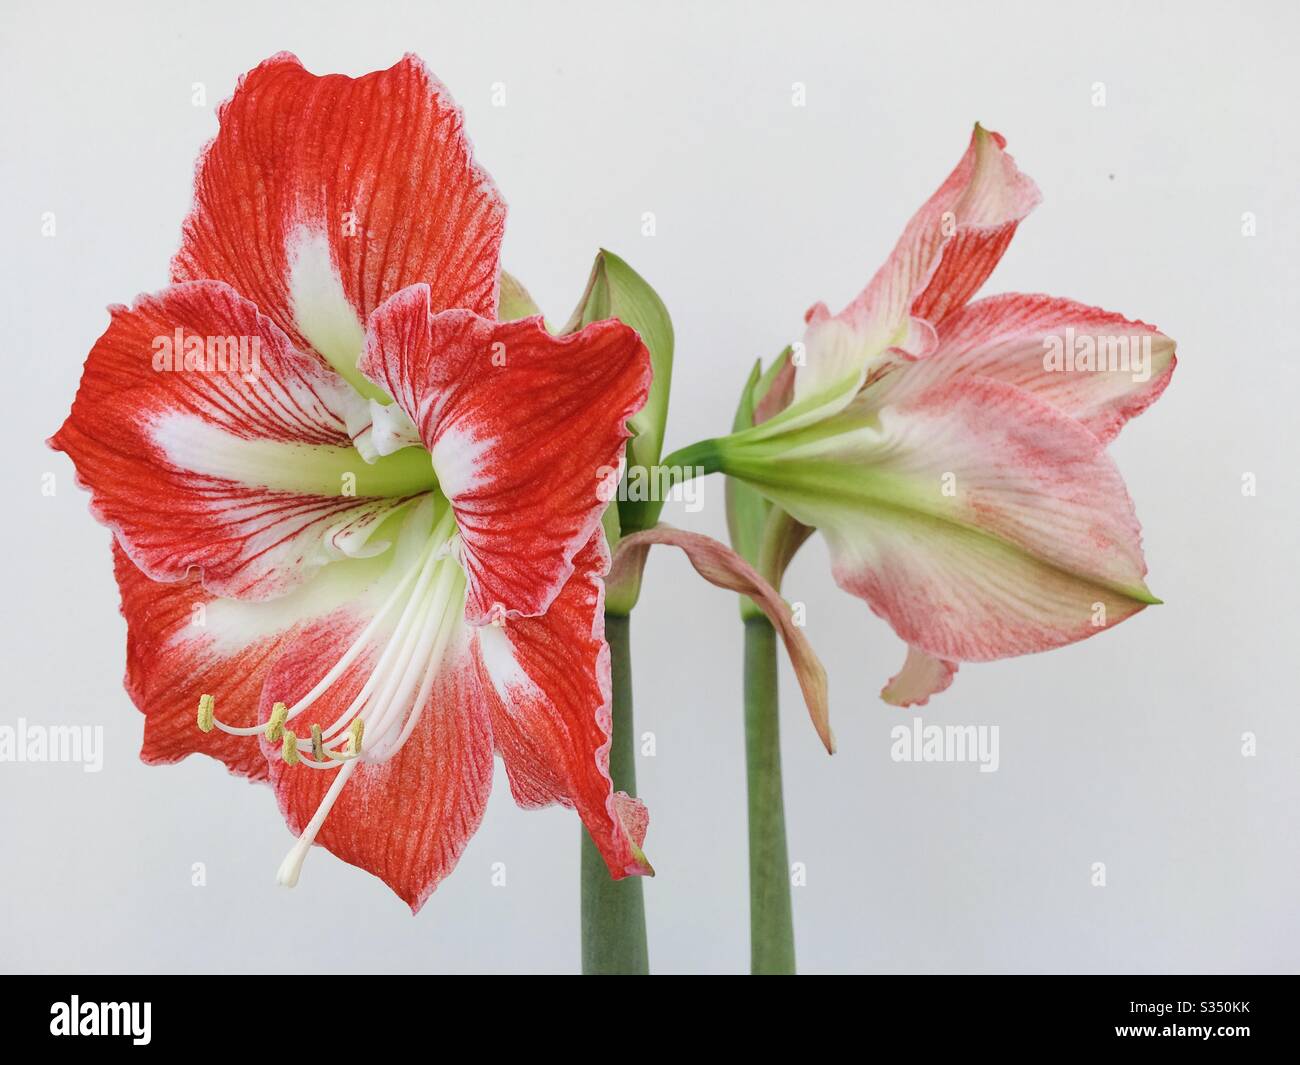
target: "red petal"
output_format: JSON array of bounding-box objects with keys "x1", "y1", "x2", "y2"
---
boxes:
[
  {"x1": 263, "y1": 620, "x2": 494, "y2": 913},
  {"x1": 114, "y1": 544, "x2": 279, "y2": 780},
  {"x1": 482, "y1": 534, "x2": 653, "y2": 878},
  {"x1": 51, "y1": 281, "x2": 424, "y2": 600},
  {"x1": 359, "y1": 287, "x2": 651, "y2": 623},
  {"x1": 173, "y1": 53, "x2": 504, "y2": 360}
]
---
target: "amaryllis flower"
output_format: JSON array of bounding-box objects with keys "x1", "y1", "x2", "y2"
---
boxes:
[
  {"x1": 720, "y1": 125, "x2": 1176, "y2": 707},
  {"x1": 50, "y1": 53, "x2": 654, "y2": 911}
]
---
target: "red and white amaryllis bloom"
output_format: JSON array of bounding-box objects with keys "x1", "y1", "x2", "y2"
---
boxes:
[
  {"x1": 720, "y1": 125, "x2": 1176, "y2": 708},
  {"x1": 51, "y1": 54, "x2": 654, "y2": 910}
]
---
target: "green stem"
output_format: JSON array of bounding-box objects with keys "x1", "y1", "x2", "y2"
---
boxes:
[
  {"x1": 580, "y1": 613, "x2": 649, "y2": 974},
  {"x1": 621, "y1": 439, "x2": 723, "y2": 533},
  {"x1": 744, "y1": 615, "x2": 796, "y2": 974},
  {"x1": 658, "y1": 437, "x2": 723, "y2": 479}
]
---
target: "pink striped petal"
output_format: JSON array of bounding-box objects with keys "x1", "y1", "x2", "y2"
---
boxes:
[
  {"x1": 847, "y1": 124, "x2": 1041, "y2": 331},
  {"x1": 791, "y1": 126, "x2": 1040, "y2": 412},
  {"x1": 876, "y1": 293, "x2": 1176, "y2": 444},
  {"x1": 720, "y1": 376, "x2": 1158, "y2": 663},
  {"x1": 880, "y1": 647, "x2": 959, "y2": 708}
]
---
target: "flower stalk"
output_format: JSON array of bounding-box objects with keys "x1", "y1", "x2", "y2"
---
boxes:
[
  {"x1": 743, "y1": 614, "x2": 796, "y2": 974},
  {"x1": 580, "y1": 613, "x2": 649, "y2": 974}
]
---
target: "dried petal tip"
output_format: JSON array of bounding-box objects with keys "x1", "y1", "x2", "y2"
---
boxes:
[
  {"x1": 265, "y1": 702, "x2": 288, "y2": 744},
  {"x1": 196, "y1": 694, "x2": 215, "y2": 733},
  {"x1": 281, "y1": 729, "x2": 300, "y2": 766},
  {"x1": 611, "y1": 524, "x2": 833, "y2": 753}
]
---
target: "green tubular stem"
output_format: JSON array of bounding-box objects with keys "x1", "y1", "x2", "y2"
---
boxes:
[
  {"x1": 580, "y1": 613, "x2": 649, "y2": 974},
  {"x1": 621, "y1": 439, "x2": 723, "y2": 533},
  {"x1": 658, "y1": 438, "x2": 723, "y2": 477},
  {"x1": 743, "y1": 615, "x2": 796, "y2": 974}
]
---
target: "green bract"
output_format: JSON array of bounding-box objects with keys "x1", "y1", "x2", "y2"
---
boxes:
[
  {"x1": 498, "y1": 270, "x2": 543, "y2": 322},
  {"x1": 563, "y1": 250, "x2": 674, "y2": 483}
]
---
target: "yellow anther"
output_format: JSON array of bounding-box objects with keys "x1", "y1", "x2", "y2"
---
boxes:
[
  {"x1": 196, "y1": 694, "x2": 215, "y2": 733},
  {"x1": 324, "y1": 720, "x2": 365, "y2": 761},
  {"x1": 265, "y1": 702, "x2": 288, "y2": 744},
  {"x1": 281, "y1": 729, "x2": 300, "y2": 766},
  {"x1": 310, "y1": 724, "x2": 324, "y2": 761}
]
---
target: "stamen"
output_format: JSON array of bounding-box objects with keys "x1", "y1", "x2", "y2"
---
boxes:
[
  {"x1": 197, "y1": 694, "x2": 214, "y2": 733},
  {"x1": 377, "y1": 606, "x2": 454, "y2": 758},
  {"x1": 354, "y1": 553, "x2": 462, "y2": 760},
  {"x1": 289, "y1": 539, "x2": 459, "y2": 768},
  {"x1": 265, "y1": 702, "x2": 288, "y2": 743},
  {"x1": 198, "y1": 498, "x2": 473, "y2": 890},
  {"x1": 315, "y1": 529, "x2": 446, "y2": 746},
  {"x1": 205, "y1": 535, "x2": 438, "y2": 738},
  {"x1": 324, "y1": 718, "x2": 364, "y2": 761},
  {"x1": 365, "y1": 568, "x2": 464, "y2": 760},
  {"x1": 277, "y1": 556, "x2": 439, "y2": 772}
]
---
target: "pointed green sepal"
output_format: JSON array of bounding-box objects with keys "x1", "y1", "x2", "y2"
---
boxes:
[{"x1": 725, "y1": 351, "x2": 811, "y2": 619}]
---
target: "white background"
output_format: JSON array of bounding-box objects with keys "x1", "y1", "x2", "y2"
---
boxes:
[{"x1": 2, "y1": 0, "x2": 1296, "y2": 974}]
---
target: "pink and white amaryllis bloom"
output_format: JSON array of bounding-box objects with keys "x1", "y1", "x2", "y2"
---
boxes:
[
  {"x1": 51, "y1": 53, "x2": 654, "y2": 911},
  {"x1": 719, "y1": 125, "x2": 1176, "y2": 708}
]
